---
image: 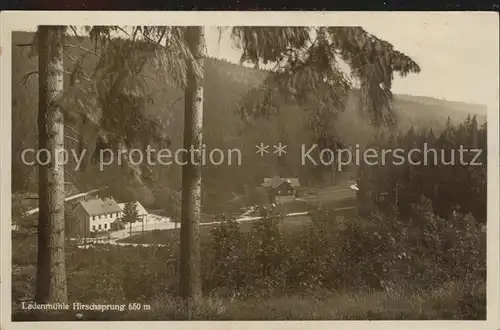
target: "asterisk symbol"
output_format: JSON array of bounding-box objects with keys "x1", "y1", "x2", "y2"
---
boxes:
[
  {"x1": 255, "y1": 143, "x2": 269, "y2": 156},
  {"x1": 273, "y1": 143, "x2": 287, "y2": 156}
]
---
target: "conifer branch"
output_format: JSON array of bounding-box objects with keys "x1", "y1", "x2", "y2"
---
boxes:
[
  {"x1": 63, "y1": 50, "x2": 93, "y2": 82},
  {"x1": 63, "y1": 124, "x2": 88, "y2": 146},
  {"x1": 64, "y1": 169, "x2": 80, "y2": 187},
  {"x1": 64, "y1": 135, "x2": 80, "y2": 143},
  {"x1": 69, "y1": 26, "x2": 79, "y2": 38},
  {"x1": 63, "y1": 44, "x2": 103, "y2": 59},
  {"x1": 160, "y1": 96, "x2": 184, "y2": 116},
  {"x1": 157, "y1": 29, "x2": 167, "y2": 44},
  {"x1": 63, "y1": 70, "x2": 95, "y2": 83},
  {"x1": 21, "y1": 70, "x2": 38, "y2": 87}
]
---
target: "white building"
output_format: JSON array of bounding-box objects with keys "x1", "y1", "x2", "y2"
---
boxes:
[{"x1": 75, "y1": 196, "x2": 123, "y2": 235}]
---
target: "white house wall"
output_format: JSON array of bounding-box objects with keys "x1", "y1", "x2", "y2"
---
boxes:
[
  {"x1": 89, "y1": 212, "x2": 121, "y2": 232},
  {"x1": 74, "y1": 200, "x2": 149, "y2": 235}
]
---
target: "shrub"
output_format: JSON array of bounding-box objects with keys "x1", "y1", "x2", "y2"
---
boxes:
[
  {"x1": 289, "y1": 208, "x2": 343, "y2": 290},
  {"x1": 12, "y1": 235, "x2": 37, "y2": 266},
  {"x1": 206, "y1": 215, "x2": 246, "y2": 294},
  {"x1": 245, "y1": 212, "x2": 289, "y2": 296},
  {"x1": 206, "y1": 211, "x2": 291, "y2": 297},
  {"x1": 333, "y1": 196, "x2": 485, "y2": 290}
]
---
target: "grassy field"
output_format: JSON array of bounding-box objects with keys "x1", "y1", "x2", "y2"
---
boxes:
[{"x1": 125, "y1": 282, "x2": 485, "y2": 320}]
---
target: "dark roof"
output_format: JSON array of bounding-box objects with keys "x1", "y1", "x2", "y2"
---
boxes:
[
  {"x1": 262, "y1": 176, "x2": 300, "y2": 189},
  {"x1": 78, "y1": 197, "x2": 122, "y2": 216}
]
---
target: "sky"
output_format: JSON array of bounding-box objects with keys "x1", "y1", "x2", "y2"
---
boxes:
[
  {"x1": 15, "y1": 13, "x2": 499, "y2": 109},
  {"x1": 204, "y1": 14, "x2": 499, "y2": 109}
]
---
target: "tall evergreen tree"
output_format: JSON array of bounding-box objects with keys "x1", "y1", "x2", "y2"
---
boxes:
[
  {"x1": 470, "y1": 115, "x2": 478, "y2": 148},
  {"x1": 21, "y1": 25, "x2": 190, "y2": 307},
  {"x1": 121, "y1": 202, "x2": 140, "y2": 237},
  {"x1": 35, "y1": 25, "x2": 67, "y2": 304},
  {"x1": 180, "y1": 26, "x2": 205, "y2": 304}
]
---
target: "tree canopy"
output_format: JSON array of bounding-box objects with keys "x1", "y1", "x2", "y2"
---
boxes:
[{"x1": 238, "y1": 26, "x2": 420, "y2": 128}]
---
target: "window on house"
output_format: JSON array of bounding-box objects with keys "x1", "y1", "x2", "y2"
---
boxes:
[
  {"x1": 92, "y1": 225, "x2": 96, "y2": 230},
  {"x1": 104, "y1": 223, "x2": 107, "y2": 229},
  {"x1": 98, "y1": 224, "x2": 102, "y2": 230}
]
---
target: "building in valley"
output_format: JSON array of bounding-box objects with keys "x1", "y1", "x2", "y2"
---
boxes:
[
  {"x1": 262, "y1": 176, "x2": 301, "y2": 203},
  {"x1": 75, "y1": 196, "x2": 123, "y2": 236}
]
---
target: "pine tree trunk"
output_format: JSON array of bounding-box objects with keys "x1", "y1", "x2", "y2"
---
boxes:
[
  {"x1": 35, "y1": 26, "x2": 67, "y2": 304},
  {"x1": 180, "y1": 26, "x2": 205, "y2": 304}
]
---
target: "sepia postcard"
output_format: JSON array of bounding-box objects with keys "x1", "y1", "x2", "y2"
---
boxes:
[{"x1": 0, "y1": 10, "x2": 499, "y2": 330}]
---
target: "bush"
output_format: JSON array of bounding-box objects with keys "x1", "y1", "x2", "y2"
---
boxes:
[
  {"x1": 204, "y1": 194, "x2": 485, "y2": 300},
  {"x1": 289, "y1": 208, "x2": 344, "y2": 290},
  {"x1": 245, "y1": 212, "x2": 289, "y2": 296},
  {"x1": 111, "y1": 221, "x2": 125, "y2": 231},
  {"x1": 332, "y1": 196, "x2": 485, "y2": 290},
  {"x1": 206, "y1": 211, "x2": 291, "y2": 297},
  {"x1": 12, "y1": 235, "x2": 37, "y2": 266},
  {"x1": 206, "y1": 215, "x2": 245, "y2": 294}
]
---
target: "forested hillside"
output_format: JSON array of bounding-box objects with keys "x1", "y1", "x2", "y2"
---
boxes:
[{"x1": 11, "y1": 31, "x2": 487, "y2": 211}]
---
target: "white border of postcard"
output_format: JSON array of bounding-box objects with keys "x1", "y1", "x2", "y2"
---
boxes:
[{"x1": 1, "y1": 10, "x2": 499, "y2": 330}]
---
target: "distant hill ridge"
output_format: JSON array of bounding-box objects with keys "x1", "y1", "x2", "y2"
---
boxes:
[
  {"x1": 394, "y1": 94, "x2": 487, "y2": 117},
  {"x1": 207, "y1": 52, "x2": 487, "y2": 113},
  {"x1": 12, "y1": 31, "x2": 486, "y2": 126}
]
